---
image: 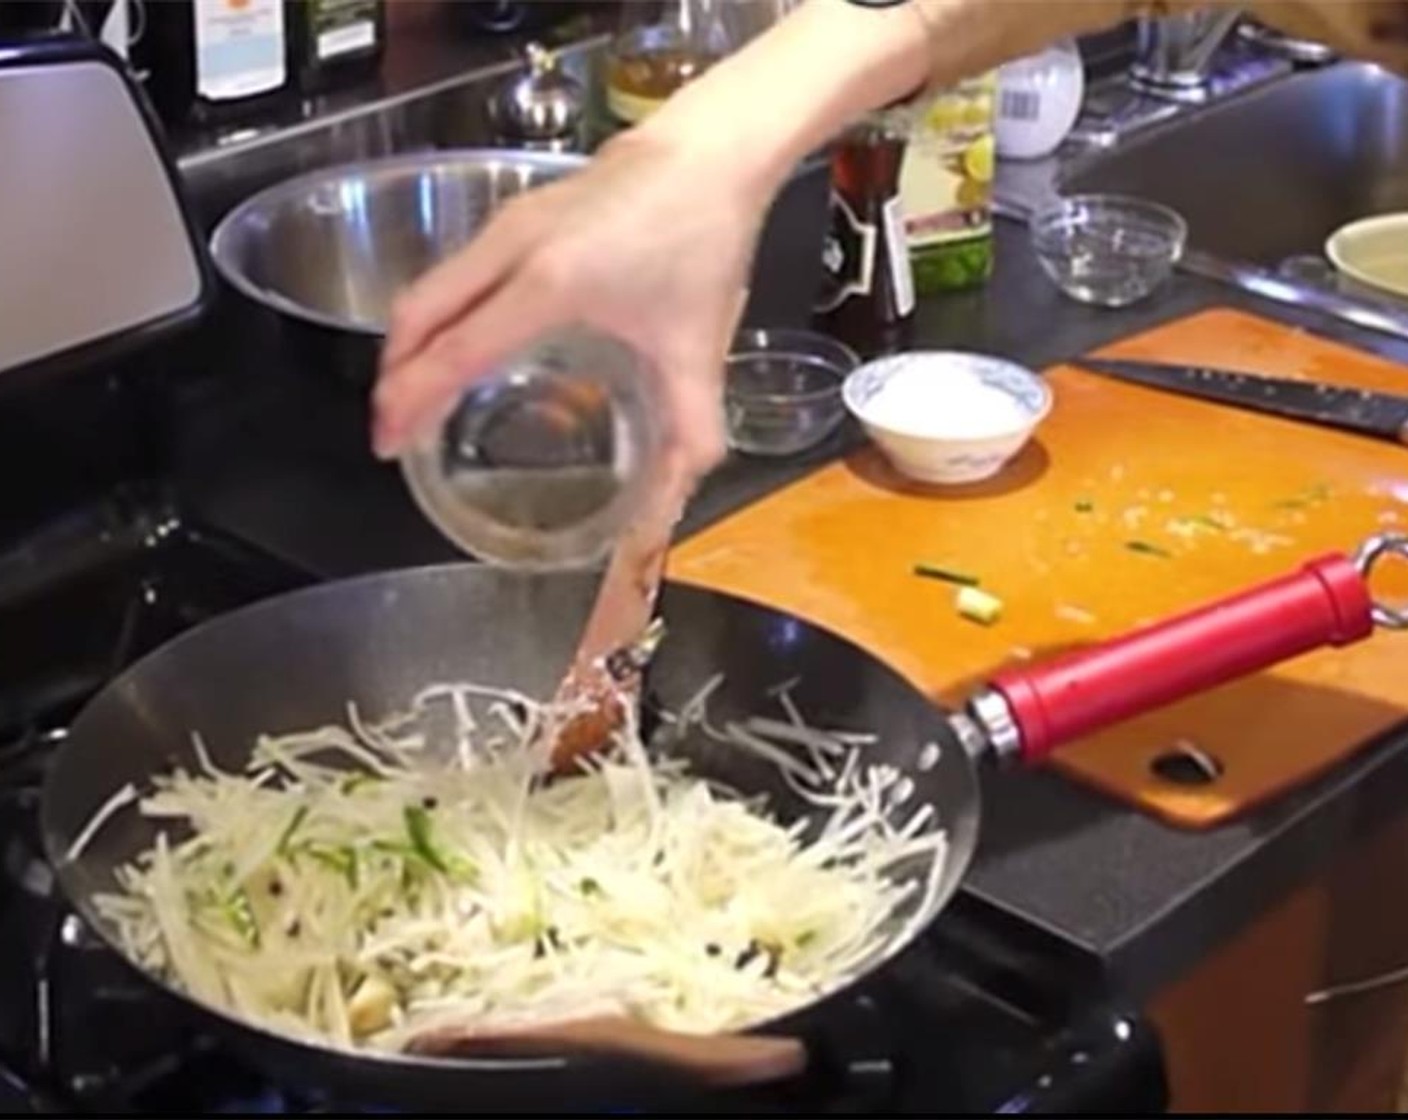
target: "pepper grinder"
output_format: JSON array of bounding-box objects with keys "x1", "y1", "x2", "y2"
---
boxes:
[{"x1": 487, "y1": 43, "x2": 586, "y2": 152}]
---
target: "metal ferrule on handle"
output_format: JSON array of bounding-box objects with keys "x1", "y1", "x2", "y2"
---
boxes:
[{"x1": 973, "y1": 549, "x2": 1387, "y2": 766}]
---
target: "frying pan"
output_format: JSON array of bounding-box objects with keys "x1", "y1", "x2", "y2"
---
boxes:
[{"x1": 39, "y1": 534, "x2": 1408, "y2": 1111}]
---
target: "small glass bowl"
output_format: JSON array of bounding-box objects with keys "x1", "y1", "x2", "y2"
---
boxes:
[
  {"x1": 1030, "y1": 194, "x2": 1187, "y2": 308},
  {"x1": 724, "y1": 329, "x2": 861, "y2": 457},
  {"x1": 399, "y1": 326, "x2": 660, "y2": 572}
]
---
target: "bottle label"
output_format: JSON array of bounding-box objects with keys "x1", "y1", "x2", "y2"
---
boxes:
[
  {"x1": 313, "y1": 0, "x2": 378, "y2": 61},
  {"x1": 882, "y1": 194, "x2": 916, "y2": 318},
  {"x1": 999, "y1": 86, "x2": 1043, "y2": 124},
  {"x1": 815, "y1": 192, "x2": 877, "y2": 314},
  {"x1": 194, "y1": 0, "x2": 287, "y2": 102},
  {"x1": 900, "y1": 76, "x2": 995, "y2": 251}
]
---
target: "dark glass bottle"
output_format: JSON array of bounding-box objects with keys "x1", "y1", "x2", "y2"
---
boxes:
[
  {"x1": 133, "y1": 0, "x2": 293, "y2": 131},
  {"x1": 814, "y1": 106, "x2": 917, "y2": 357},
  {"x1": 289, "y1": 0, "x2": 385, "y2": 95}
]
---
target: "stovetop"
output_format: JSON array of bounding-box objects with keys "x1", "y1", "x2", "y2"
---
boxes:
[{"x1": 0, "y1": 491, "x2": 1167, "y2": 1115}]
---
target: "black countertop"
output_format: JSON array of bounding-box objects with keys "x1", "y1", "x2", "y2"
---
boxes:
[{"x1": 173, "y1": 208, "x2": 1408, "y2": 1007}]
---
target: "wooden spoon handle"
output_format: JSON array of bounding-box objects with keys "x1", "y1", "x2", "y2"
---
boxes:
[
  {"x1": 547, "y1": 448, "x2": 696, "y2": 772},
  {"x1": 547, "y1": 523, "x2": 670, "y2": 774},
  {"x1": 406, "y1": 1014, "x2": 807, "y2": 1088}
]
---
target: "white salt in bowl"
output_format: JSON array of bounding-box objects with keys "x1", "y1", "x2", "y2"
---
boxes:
[{"x1": 842, "y1": 351, "x2": 1052, "y2": 484}]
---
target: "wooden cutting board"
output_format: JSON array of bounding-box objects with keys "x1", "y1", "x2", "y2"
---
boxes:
[{"x1": 670, "y1": 307, "x2": 1408, "y2": 828}]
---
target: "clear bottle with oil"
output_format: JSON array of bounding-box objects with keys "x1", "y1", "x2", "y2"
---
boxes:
[{"x1": 604, "y1": 0, "x2": 738, "y2": 126}]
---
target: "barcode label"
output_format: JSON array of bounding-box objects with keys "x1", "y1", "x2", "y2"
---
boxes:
[{"x1": 1000, "y1": 88, "x2": 1042, "y2": 122}]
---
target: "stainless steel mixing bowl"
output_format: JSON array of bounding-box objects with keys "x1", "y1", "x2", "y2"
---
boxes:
[{"x1": 208, "y1": 148, "x2": 588, "y2": 335}]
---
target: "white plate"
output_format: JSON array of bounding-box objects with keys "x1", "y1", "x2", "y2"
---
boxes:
[{"x1": 1325, "y1": 213, "x2": 1408, "y2": 300}]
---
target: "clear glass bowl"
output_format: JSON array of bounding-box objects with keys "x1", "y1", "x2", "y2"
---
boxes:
[
  {"x1": 400, "y1": 327, "x2": 661, "y2": 572},
  {"x1": 1030, "y1": 194, "x2": 1187, "y2": 307},
  {"x1": 724, "y1": 329, "x2": 861, "y2": 456}
]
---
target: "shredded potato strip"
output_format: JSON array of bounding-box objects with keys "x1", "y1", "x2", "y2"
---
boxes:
[{"x1": 77, "y1": 674, "x2": 948, "y2": 1050}]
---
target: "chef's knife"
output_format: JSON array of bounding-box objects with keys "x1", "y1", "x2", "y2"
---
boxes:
[{"x1": 1072, "y1": 356, "x2": 1408, "y2": 445}]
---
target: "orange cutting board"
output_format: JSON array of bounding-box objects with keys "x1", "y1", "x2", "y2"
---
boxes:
[{"x1": 670, "y1": 307, "x2": 1408, "y2": 829}]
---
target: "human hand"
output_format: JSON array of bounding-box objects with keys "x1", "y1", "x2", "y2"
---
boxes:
[
  {"x1": 372, "y1": 125, "x2": 772, "y2": 487},
  {"x1": 371, "y1": 101, "x2": 783, "y2": 771}
]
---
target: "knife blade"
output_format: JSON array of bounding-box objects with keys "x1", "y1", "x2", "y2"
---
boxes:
[{"x1": 1072, "y1": 356, "x2": 1408, "y2": 445}]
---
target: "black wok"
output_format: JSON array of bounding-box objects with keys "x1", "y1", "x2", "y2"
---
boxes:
[
  {"x1": 41, "y1": 564, "x2": 977, "y2": 1112},
  {"x1": 40, "y1": 535, "x2": 1408, "y2": 1111}
]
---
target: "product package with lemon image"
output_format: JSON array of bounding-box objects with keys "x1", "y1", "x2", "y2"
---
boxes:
[{"x1": 900, "y1": 73, "x2": 997, "y2": 293}]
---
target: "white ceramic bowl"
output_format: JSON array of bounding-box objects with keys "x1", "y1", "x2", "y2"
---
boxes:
[{"x1": 842, "y1": 351, "x2": 1052, "y2": 484}]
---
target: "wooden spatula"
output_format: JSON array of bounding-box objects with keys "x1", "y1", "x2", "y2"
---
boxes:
[
  {"x1": 545, "y1": 614, "x2": 667, "y2": 773},
  {"x1": 544, "y1": 474, "x2": 676, "y2": 773},
  {"x1": 405, "y1": 1012, "x2": 806, "y2": 1087}
]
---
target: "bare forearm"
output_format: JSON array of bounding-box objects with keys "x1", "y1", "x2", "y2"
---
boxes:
[
  {"x1": 636, "y1": 0, "x2": 1407, "y2": 209},
  {"x1": 638, "y1": 0, "x2": 933, "y2": 196},
  {"x1": 634, "y1": 0, "x2": 1137, "y2": 202}
]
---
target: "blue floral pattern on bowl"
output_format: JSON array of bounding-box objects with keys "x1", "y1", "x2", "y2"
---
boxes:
[{"x1": 842, "y1": 351, "x2": 1053, "y2": 484}]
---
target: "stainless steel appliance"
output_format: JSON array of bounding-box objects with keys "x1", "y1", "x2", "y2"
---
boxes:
[{"x1": 0, "y1": 35, "x2": 207, "y2": 378}]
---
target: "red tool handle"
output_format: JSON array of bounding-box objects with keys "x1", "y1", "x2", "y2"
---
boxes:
[{"x1": 987, "y1": 554, "x2": 1376, "y2": 766}]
